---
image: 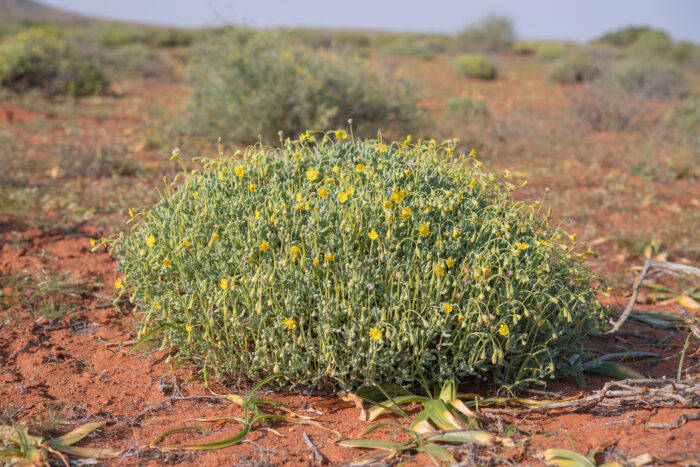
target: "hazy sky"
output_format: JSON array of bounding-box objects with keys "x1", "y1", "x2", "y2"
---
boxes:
[{"x1": 39, "y1": 0, "x2": 700, "y2": 43}]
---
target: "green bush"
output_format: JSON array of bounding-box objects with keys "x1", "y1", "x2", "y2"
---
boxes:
[
  {"x1": 0, "y1": 28, "x2": 108, "y2": 97},
  {"x1": 110, "y1": 135, "x2": 604, "y2": 390},
  {"x1": 627, "y1": 30, "x2": 673, "y2": 59},
  {"x1": 187, "y1": 29, "x2": 419, "y2": 144},
  {"x1": 97, "y1": 43, "x2": 172, "y2": 79},
  {"x1": 446, "y1": 91, "x2": 488, "y2": 117},
  {"x1": 454, "y1": 54, "x2": 497, "y2": 80},
  {"x1": 381, "y1": 39, "x2": 436, "y2": 61},
  {"x1": 594, "y1": 26, "x2": 661, "y2": 47},
  {"x1": 535, "y1": 42, "x2": 576, "y2": 61},
  {"x1": 610, "y1": 59, "x2": 686, "y2": 98},
  {"x1": 547, "y1": 53, "x2": 599, "y2": 84},
  {"x1": 456, "y1": 15, "x2": 515, "y2": 53}
]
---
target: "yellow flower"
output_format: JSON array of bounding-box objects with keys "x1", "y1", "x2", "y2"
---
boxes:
[
  {"x1": 446, "y1": 257, "x2": 455, "y2": 268},
  {"x1": 540, "y1": 239, "x2": 548, "y2": 246},
  {"x1": 443, "y1": 304, "x2": 453, "y2": 314},
  {"x1": 368, "y1": 230, "x2": 379, "y2": 240},
  {"x1": 114, "y1": 278, "x2": 123, "y2": 289},
  {"x1": 402, "y1": 135, "x2": 411, "y2": 147},
  {"x1": 220, "y1": 278, "x2": 229, "y2": 290},
  {"x1": 162, "y1": 259, "x2": 171, "y2": 268},
  {"x1": 390, "y1": 191, "x2": 402, "y2": 203},
  {"x1": 538, "y1": 320, "x2": 546, "y2": 327},
  {"x1": 469, "y1": 149, "x2": 477, "y2": 158},
  {"x1": 383, "y1": 200, "x2": 393, "y2": 209},
  {"x1": 89, "y1": 238, "x2": 96, "y2": 247},
  {"x1": 355, "y1": 164, "x2": 365, "y2": 173},
  {"x1": 369, "y1": 327, "x2": 381, "y2": 340},
  {"x1": 418, "y1": 223, "x2": 431, "y2": 238},
  {"x1": 249, "y1": 183, "x2": 257, "y2": 193},
  {"x1": 457, "y1": 315, "x2": 466, "y2": 322},
  {"x1": 434, "y1": 265, "x2": 445, "y2": 277},
  {"x1": 186, "y1": 324, "x2": 193, "y2": 333},
  {"x1": 503, "y1": 169, "x2": 510, "y2": 179},
  {"x1": 258, "y1": 241, "x2": 271, "y2": 252},
  {"x1": 128, "y1": 208, "x2": 134, "y2": 218},
  {"x1": 318, "y1": 187, "x2": 329, "y2": 198},
  {"x1": 235, "y1": 166, "x2": 245, "y2": 177},
  {"x1": 212, "y1": 233, "x2": 220, "y2": 241},
  {"x1": 146, "y1": 235, "x2": 155, "y2": 247},
  {"x1": 379, "y1": 144, "x2": 389, "y2": 153},
  {"x1": 193, "y1": 191, "x2": 199, "y2": 199},
  {"x1": 469, "y1": 178, "x2": 477, "y2": 189},
  {"x1": 332, "y1": 165, "x2": 340, "y2": 173},
  {"x1": 405, "y1": 169, "x2": 412, "y2": 177},
  {"x1": 498, "y1": 324, "x2": 509, "y2": 336},
  {"x1": 345, "y1": 186, "x2": 355, "y2": 196},
  {"x1": 337, "y1": 192, "x2": 349, "y2": 203},
  {"x1": 324, "y1": 252, "x2": 335, "y2": 262},
  {"x1": 452, "y1": 230, "x2": 461, "y2": 238},
  {"x1": 218, "y1": 171, "x2": 224, "y2": 180},
  {"x1": 516, "y1": 242, "x2": 528, "y2": 250},
  {"x1": 312, "y1": 257, "x2": 320, "y2": 266},
  {"x1": 170, "y1": 148, "x2": 180, "y2": 160},
  {"x1": 290, "y1": 246, "x2": 301, "y2": 256},
  {"x1": 296, "y1": 193, "x2": 303, "y2": 202},
  {"x1": 335, "y1": 129, "x2": 348, "y2": 139},
  {"x1": 293, "y1": 152, "x2": 301, "y2": 161},
  {"x1": 155, "y1": 303, "x2": 162, "y2": 310},
  {"x1": 400, "y1": 207, "x2": 412, "y2": 220},
  {"x1": 306, "y1": 168, "x2": 318, "y2": 181},
  {"x1": 283, "y1": 317, "x2": 297, "y2": 330}
]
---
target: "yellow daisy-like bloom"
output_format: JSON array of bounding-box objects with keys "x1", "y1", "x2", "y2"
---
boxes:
[
  {"x1": 540, "y1": 239, "x2": 548, "y2": 247},
  {"x1": 193, "y1": 191, "x2": 199, "y2": 199},
  {"x1": 128, "y1": 208, "x2": 134, "y2": 218},
  {"x1": 294, "y1": 152, "x2": 301, "y2": 161},
  {"x1": 324, "y1": 252, "x2": 335, "y2": 262},
  {"x1": 418, "y1": 223, "x2": 431, "y2": 238},
  {"x1": 183, "y1": 239, "x2": 191, "y2": 247},
  {"x1": 235, "y1": 166, "x2": 245, "y2": 177},
  {"x1": 446, "y1": 257, "x2": 455, "y2": 268},
  {"x1": 443, "y1": 304, "x2": 453, "y2": 314},
  {"x1": 355, "y1": 164, "x2": 365, "y2": 173},
  {"x1": 403, "y1": 135, "x2": 411, "y2": 147},
  {"x1": 383, "y1": 201, "x2": 392, "y2": 209},
  {"x1": 498, "y1": 324, "x2": 509, "y2": 336},
  {"x1": 255, "y1": 210, "x2": 261, "y2": 220},
  {"x1": 220, "y1": 278, "x2": 229, "y2": 290},
  {"x1": 368, "y1": 230, "x2": 379, "y2": 240},
  {"x1": 282, "y1": 317, "x2": 296, "y2": 330},
  {"x1": 391, "y1": 191, "x2": 402, "y2": 204},
  {"x1": 368, "y1": 327, "x2": 381, "y2": 340},
  {"x1": 218, "y1": 171, "x2": 224, "y2": 180},
  {"x1": 400, "y1": 207, "x2": 412, "y2": 220},
  {"x1": 290, "y1": 246, "x2": 301, "y2": 256},
  {"x1": 114, "y1": 278, "x2": 123, "y2": 289},
  {"x1": 318, "y1": 187, "x2": 329, "y2": 198},
  {"x1": 259, "y1": 241, "x2": 270, "y2": 252},
  {"x1": 332, "y1": 165, "x2": 340, "y2": 173},
  {"x1": 335, "y1": 129, "x2": 348, "y2": 139},
  {"x1": 516, "y1": 242, "x2": 528, "y2": 250},
  {"x1": 249, "y1": 184, "x2": 257, "y2": 193},
  {"x1": 296, "y1": 193, "x2": 303, "y2": 202},
  {"x1": 345, "y1": 186, "x2": 355, "y2": 196},
  {"x1": 452, "y1": 229, "x2": 461, "y2": 238},
  {"x1": 306, "y1": 168, "x2": 318, "y2": 181},
  {"x1": 434, "y1": 265, "x2": 445, "y2": 277},
  {"x1": 162, "y1": 259, "x2": 171, "y2": 268},
  {"x1": 469, "y1": 149, "x2": 477, "y2": 157},
  {"x1": 405, "y1": 169, "x2": 412, "y2": 177},
  {"x1": 186, "y1": 324, "x2": 193, "y2": 333},
  {"x1": 337, "y1": 192, "x2": 349, "y2": 203},
  {"x1": 457, "y1": 315, "x2": 466, "y2": 322},
  {"x1": 379, "y1": 144, "x2": 388, "y2": 153},
  {"x1": 212, "y1": 233, "x2": 220, "y2": 241},
  {"x1": 146, "y1": 235, "x2": 155, "y2": 247},
  {"x1": 312, "y1": 257, "x2": 320, "y2": 266}
]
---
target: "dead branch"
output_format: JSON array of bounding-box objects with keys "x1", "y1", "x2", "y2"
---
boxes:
[
  {"x1": 608, "y1": 260, "x2": 700, "y2": 334},
  {"x1": 647, "y1": 412, "x2": 700, "y2": 429},
  {"x1": 303, "y1": 431, "x2": 328, "y2": 465}
]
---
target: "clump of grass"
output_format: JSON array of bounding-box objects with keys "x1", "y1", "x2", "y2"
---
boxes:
[
  {"x1": 187, "y1": 29, "x2": 419, "y2": 144},
  {"x1": 381, "y1": 39, "x2": 436, "y2": 61},
  {"x1": 609, "y1": 59, "x2": 687, "y2": 99},
  {"x1": 0, "y1": 28, "x2": 108, "y2": 97},
  {"x1": 571, "y1": 83, "x2": 648, "y2": 132},
  {"x1": 110, "y1": 133, "x2": 604, "y2": 391},
  {"x1": 446, "y1": 91, "x2": 489, "y2": 118},
  {"x1": 547, "y1": 53, "x2": 599, "y2": 84},
  {"x1": 456, "y1": 15, "x2": 515, "y2": 53},
  {"x1": 454, "y1": 54, "x2": 497, "y2": 80}
]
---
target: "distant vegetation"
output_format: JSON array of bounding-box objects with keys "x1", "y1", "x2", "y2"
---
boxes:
[
  {"x1": 547, "y1": 52, "x2": 599, "y2": 84},
  {"x1": 0, "y1": 27, "x2": 107, "y2": 96},
  {"x1": 454, "y1": 54, "x2": 498, "y2": 80},
  {"x1": 187, "y1": 29, "x2": 420, "y2": 144},
  {"x1": 456, "y1": 15, "x2": 515, "y2": 53}
]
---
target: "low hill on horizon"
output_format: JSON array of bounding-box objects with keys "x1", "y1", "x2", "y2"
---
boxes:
[{"x1": 0, "y1": 0, "x2": 91, "y2": 23}]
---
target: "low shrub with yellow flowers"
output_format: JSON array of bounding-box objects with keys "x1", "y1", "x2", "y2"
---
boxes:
[{"x1": 110, "y1": 131, "x2": 604, "y2": 390}]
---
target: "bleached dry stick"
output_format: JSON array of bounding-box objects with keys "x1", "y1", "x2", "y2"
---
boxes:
[{"x1": 608, "y1": 260, "x2": 700, "y2": 334}]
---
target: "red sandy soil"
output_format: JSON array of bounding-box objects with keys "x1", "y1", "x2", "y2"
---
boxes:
[{"x1": 1, "y1": 217, "x2": 699, "y2": 466}]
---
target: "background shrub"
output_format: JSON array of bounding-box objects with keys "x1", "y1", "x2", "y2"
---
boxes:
[
  {"x1": 0, "y1": 28, "x2": 108, "y2": 97},
  {"x1": 456, "y1": 15, "x2": 515, "y2": 53},
  {"x1": 111, "y1": 136, "x2": 603, "y2": 390},
  {"x1": 187, "y1": 29, "x2": 420, "y2": 144},
  {"x1": 454, "y1": 54, "x2": 497, "y2": 80},
  {"x1": 446, "y1": 91, "x2": 488, "y2": 117},
  {"x1": 95, "y1": 43, "x2": 172, "y2": 79},
  {"x1": 381, "y1": 39, "x2": 436, "y2": 61},
  {"x1": 571, "y1": 83, "x2": 647, "y2": 132},
  {"x1": 610, "y1": 59, "x2": 686, "y2": 98},
  {"x1": 534, "y1": 42, "x2": 576, "y2": 61},
  {"x1": 547, "y1": 52, "x2": 599, "y2": 84},
  {"x1": 594, "y1": 26, "x2": 661, "y2": 47}
]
